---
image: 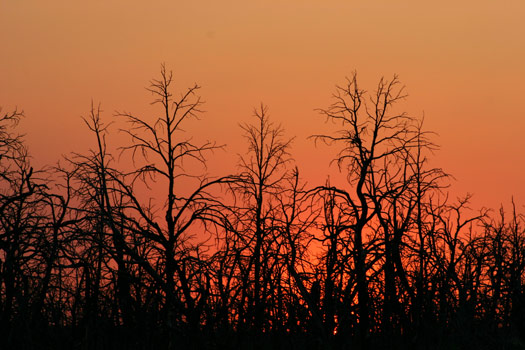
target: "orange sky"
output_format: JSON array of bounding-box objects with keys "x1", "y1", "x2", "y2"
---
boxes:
[{"x1": 1, "y1": 0, "x2": 524, "y2": 210}]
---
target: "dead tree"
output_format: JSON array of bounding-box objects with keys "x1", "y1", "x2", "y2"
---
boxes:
[
  {"x1": 313, "y1": 73, "x2": 425, "y2": 345},
  {"x1": 116, "y1": 65, "x2": 235, "y2": 344},
  {"x1": 232, "y1": 104, "x2": 293, "y2": 333}
]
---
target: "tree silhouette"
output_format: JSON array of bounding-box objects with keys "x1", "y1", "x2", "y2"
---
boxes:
[
  {"x1": 312, "y1": 73, "x2": 418, "y2": 346},
  {"x1": 115, "y1": 65, "x2": 237, "y2": 347},
  {"x1": 230, "y1": 104, "x2": 292, "y2": 333}
]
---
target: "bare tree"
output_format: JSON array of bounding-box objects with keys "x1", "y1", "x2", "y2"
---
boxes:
[
  {"x1": 116, "y1": 65, "x2": 235, "y2": 345},
  {"x1": 231, "y1": 104, "x2": 293, "y2": 333},
  {"x1": 313, "y1": 73, "x2": 425, "y2": 345}
]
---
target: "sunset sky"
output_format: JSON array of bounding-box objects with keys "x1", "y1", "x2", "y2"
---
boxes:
[{"x1": 1, "y1": 1, "x2": 524, "y2": 210}]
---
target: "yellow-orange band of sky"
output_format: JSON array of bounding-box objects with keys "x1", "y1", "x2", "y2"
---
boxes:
[{"x1": 1, "y1": 0, "x2": 524, "y2": 209}]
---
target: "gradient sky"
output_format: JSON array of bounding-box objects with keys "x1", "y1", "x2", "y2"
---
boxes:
[{"x1": 1, "y1": 0, "x2": 524, "y2": 210}]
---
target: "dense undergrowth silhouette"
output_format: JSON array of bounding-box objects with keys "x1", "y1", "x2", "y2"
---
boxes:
[{"x1": 1, "y1": 66, "x2": 524, "y2": 349}]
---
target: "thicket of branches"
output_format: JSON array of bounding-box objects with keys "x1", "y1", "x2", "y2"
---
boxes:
[{"x1": 1, "y1": 67, "x2": 524, "y2": 349}]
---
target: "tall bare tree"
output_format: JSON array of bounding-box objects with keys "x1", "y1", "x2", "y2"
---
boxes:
[
  {"x1": 116, "y1": 65, "x2": 235, "y2": 345},
  {"x1": 232, "y1": 104, "x2": 293, "y2": 333},
  {"x1": 313, "y1": 73, "x2": 432, "y2": 345}
]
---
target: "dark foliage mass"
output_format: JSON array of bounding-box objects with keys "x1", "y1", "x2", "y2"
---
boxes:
[{"x1": 1, "y1": 67, "x2": 525, "y2": 349}]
